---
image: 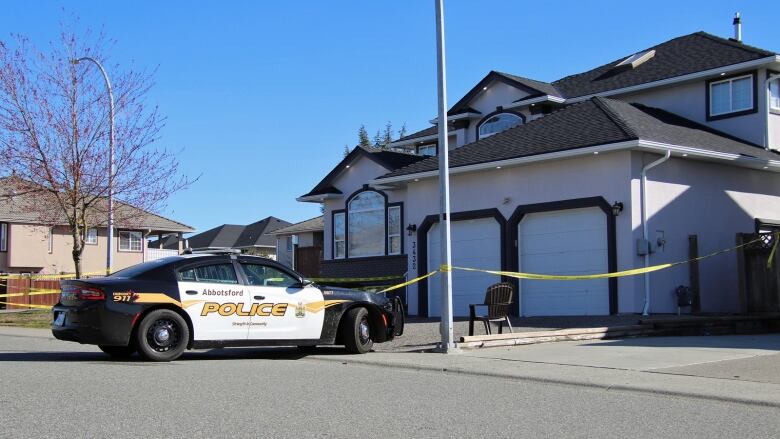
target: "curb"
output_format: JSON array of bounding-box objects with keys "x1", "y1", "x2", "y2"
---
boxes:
[{"x1": 309, "y1": 355, "x2": 780, "y2": 409}]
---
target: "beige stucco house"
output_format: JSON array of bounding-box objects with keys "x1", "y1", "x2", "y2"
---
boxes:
[{"x1": 0, "y1": 185, "x2": 194, "y2": 275}]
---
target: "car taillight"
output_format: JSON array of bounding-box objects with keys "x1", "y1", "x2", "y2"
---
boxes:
[{"x1": 60, "y1": 285, "x2": 105, "y2": 301}]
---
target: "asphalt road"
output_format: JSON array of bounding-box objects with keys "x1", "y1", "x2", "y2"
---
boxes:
[{"x1": 1, "y1": 329, "x2": 779, "y2": 438}]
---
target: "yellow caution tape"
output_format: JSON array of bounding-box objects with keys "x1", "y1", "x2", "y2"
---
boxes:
[
  {"x1": 0, "y1": 269, "x2": 109, "y2": 281},
  {"x1": 441, "y1": 237, "x2": 762, "y2": 281},
  {"x1": 378, "y1": 271, "x2": 439, "y2": 294},
  {"x1": 0, "y1": 300, "x2": 53, "y2": 310}
]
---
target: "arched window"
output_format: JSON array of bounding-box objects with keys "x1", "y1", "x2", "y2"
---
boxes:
[
  {"x1": 347, "y1": 191, "x2": 385, "y2": 257},
  {"x1": 478, "y1": 113, "x2": 522, "y2": 139}
]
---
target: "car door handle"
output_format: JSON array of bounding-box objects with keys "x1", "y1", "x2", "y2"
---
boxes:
[
  {"x1": 185, "y1": 290, "x2": 198, "y2": 295},
  {"x1": 254, "y1": 295, "x2": 265, "y2": 300}
]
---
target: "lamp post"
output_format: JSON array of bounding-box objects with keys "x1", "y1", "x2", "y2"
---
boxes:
[
  {"x1": 434, "y1": 0, "x2": 457, "y2": 353},
  {"x1": 73, "y1": 57, "x2": 115, "y2": 275}
]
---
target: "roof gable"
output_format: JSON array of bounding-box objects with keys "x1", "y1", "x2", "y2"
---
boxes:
[
  {"x1": 448, "y1": 71, "x2": 560, "y2": 116},
  {"x1": 233, "y1": 216, "x2": 291, "y2": 248}
]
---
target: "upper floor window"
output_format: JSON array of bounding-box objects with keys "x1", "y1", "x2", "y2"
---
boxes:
[
  {"x1": 47, "y1": 227, "x2": 54, "y2": 254},
  {"x1": 85, "y1": 228, "x2": 98, "y2": 245},
  {"x1": 0, "y1": 223, "x2": 7, "y2": 252},
  {"x1": 119, "y1": 231, "x2": 143, "y2": 252},
  {"x1": 771, "y1": 78, "x2": 780, "y2": 111},
  {"x1": 388, "y1": 206, "x2": 401, "y2": 255},
  {"x1": 478, "y1": 113, "x2": 522, "y2": 139},
  {"x1": 348, "y1": 191, "x2": 385, "y2": 258},
  {"x1": 709, "y1": 74, "x2": 753, "y2": 117},
  {"x1": 417, "y1": 144, "x2": 436, "y2": 156}
]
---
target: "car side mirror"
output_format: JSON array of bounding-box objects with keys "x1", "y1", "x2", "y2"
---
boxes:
[{"x1": 291, "y1": 280, "x2": 313, "y2": 289}]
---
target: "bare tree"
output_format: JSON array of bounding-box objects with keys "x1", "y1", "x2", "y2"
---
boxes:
[{"x1": 0, "y1": 25, "x2": 193, "y2": 277}]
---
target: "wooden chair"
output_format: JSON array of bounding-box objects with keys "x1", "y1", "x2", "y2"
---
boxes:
[{"x1": 468, "y1": 282, "x2": 514, "y2": 336}]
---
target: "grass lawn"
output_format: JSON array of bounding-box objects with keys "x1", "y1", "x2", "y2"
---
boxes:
[{"x1": 0, "y1": 310, "x2": 52, "y2": 329}]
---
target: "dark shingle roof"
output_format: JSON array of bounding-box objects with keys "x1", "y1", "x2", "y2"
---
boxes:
[
  {"x1": 188, "y1": 224, "x2": 246, "y2": 249},
  {"x1": 495, "y1": 72, "x2": 562, "y2": 98},
  {"x1": 299, "y1": 146, "x2": 425, "y2": 198},
  {"x1": 233, "y1": 216, "x2": 291, "y2": 248},
  {"x1": 396, "y1": 123, "x2": 456, "y2": 143},
  {"x1": 379, "y1": 97, "x2": 778, "y2": 179},
  {"x1": 267, "y1": 216, "x2": 324, "y2": 236},
  {"x1": 552, "y1": 32, "x2": 776, "y2": 99}
]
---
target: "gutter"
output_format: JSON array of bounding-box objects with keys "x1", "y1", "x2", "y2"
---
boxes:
[
  {"x1": 388, "y1": 134, "x2": 439, "y2": 149},
  {"x1": 371, "y1": 140, "x2": 780, "y2": 185},
  {"x1": 640, "y1": 150, "x2": 671, "y2": 316}
]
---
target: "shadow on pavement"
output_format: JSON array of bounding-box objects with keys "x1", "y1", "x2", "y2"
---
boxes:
[{"x1": 0, "y1": 345, "x2": 364, "y2": 363}]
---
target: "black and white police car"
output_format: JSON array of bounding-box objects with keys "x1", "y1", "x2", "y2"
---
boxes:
[{"x1": 52, "y1": 251, "x2": 404, "y2": 361}]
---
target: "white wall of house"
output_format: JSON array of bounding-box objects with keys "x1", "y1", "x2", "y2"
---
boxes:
[
  {"x1": 402, "y1": 151, "x2": 634, "y2": 315},
  {"x1": 629, "y1": 152, "x2": 780, "y2": 313}
]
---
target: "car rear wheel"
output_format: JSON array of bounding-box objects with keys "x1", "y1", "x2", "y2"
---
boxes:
[
  {"x1": 135, "y1": 309, "x2": 189, "y2": 362},
  {"x1": 341, "y1": 307, "x2": 373, "y2": 354},
  {"x1": 98, "y1": 345, "x2": 136, "y2": 358}
]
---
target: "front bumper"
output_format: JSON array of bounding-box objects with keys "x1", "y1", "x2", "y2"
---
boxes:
[{"x1": 51, "y1": 303, "x2": 133, "y2": 346}]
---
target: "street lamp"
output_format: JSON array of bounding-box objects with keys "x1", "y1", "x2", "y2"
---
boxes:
[{"x1": 72, "y1": 57, "x2": 115, "y2": 275}]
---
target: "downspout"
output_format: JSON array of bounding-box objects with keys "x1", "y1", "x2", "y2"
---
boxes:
[
  {"x1": 764, "y1": 73, "x2": 780, "y2": 150},
  {"x1": 641, "y1": 150, "x2": 671, "y2": 316}
]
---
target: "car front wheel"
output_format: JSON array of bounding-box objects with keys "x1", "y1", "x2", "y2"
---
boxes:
[
  {"x1": 341, "y1": 307, "x2": 373, "y2": 354},
  {"x1": 135, "y1": 309, "x2": 189, "y2": 362}
]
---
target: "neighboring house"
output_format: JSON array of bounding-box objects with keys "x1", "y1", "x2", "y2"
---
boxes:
[
  {"x1": 298, "y1": 28, "x2": 780, "y2": 318},
  {"x1": 269, "y1": 215, "x2": 324, "y2": 277},
  {"x1": 150, "y1": 216, "x2": 291, "y2": 260},
  {"x1": 0, "y1": 183, "x2": 194, "y2": 275}
]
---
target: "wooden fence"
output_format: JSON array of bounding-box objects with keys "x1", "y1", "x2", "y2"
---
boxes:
[
  {"x1": 737, "y1": 232, "x2": 780, "y2": 313},
  {"x1": 2, "y1": 277, "x2": 61, "y2": 310}
]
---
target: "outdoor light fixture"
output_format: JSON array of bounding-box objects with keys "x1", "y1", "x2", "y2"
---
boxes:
[
  {"x1": 612, "y1": 201, "x2": 624, "y2": 216},
  {"x1": 346, "y1": 165, "x2": 350, "y2": 168},
  {"x1": 406, "y1": 223, "x2": 417, "y2": 236}
]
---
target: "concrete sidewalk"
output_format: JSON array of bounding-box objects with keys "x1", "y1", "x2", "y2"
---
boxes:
[{"x1": 313, "y1": 333, "x2": 780, "y2": 407}]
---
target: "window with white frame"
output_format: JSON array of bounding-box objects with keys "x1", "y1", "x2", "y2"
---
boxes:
[
  {"x1": 119, "y1": 231, "x2": 143, "y2": 252},
  {"x1": 709, "y1": 74, "x2": 753, "y2": 116},
  {"x1": 0, "y1": 223, "x2": 7, "y2": 252},
  {"x1": 333, "y1": 212, "x2": 345, "y2": 259},
  {"x1": 48, "y1": 228, "x2": 53, "y2": 254},
  {"x1": 348, "y1": 192, "x2": 385, "y2": 257},
  {"x1": 417, "y1": 144, "x2": 436, "y2": 156},
  {"x1": 771, "y1": 78, "x2": 780, "y2": 111},
  {"x1": 478, "y1": 113, "x2": 522, "y2": 139},
  {"x1": 85, "y1": 228, "x2": 98, "y2": 245},
  {"x1": 388, "y1": 206, "x2": 401, "y2": 255}
]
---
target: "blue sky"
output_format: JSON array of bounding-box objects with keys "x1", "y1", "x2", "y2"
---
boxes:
[{"x1": 2, "y1": 1, "x2": 778, "y2": 234}]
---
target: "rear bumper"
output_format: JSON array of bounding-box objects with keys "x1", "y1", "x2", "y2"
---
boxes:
[{"x1": 51, "y1": 303, "x2": 133, "y2": 346}]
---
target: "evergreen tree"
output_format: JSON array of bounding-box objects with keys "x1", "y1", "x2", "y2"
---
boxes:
[
  {"x1": 373, "y1": 129, "x2": 382, "y2": 147},
  {"x1": 381, "y1": 121, "x2": 393, "y2": 148},
  {"x1": 358, "y1": 125, "x2": 372, "y2": 148},
  {"x1": 398, "y1": 123, "x2": 408, "y2": 140},
  {"x1": 343, "y1": 144, "x2": 351, "y2": 157}
]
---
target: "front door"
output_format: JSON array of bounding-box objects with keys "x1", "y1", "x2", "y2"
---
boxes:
[
  {"x1": 177, "y1": 262, "x2": 251, "y2": 341},
  {"x1": 239, "y1": 262, "x2": 324, "y2": 340}
]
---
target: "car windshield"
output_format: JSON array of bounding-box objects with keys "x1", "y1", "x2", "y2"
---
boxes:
[{"x1": 109, "y1": 257, "x2": 179, "y2": 279}]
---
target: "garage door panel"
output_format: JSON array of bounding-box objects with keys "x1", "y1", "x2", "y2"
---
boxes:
[
  {"x1": 428, "y1": 218, "x2": 501, "y2": 317},
  {"x1": 519, "y1": 207, "x2": 610, "y2": 316}
]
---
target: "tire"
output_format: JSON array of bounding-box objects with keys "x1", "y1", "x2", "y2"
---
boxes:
[
  {"x1": 341, "y1": 307, "x2": 373, "y2": 354},
  {"x1": 135, "y1": 309, "x2": 189, "y2": 362},
  {"x1": 98, "y1": 344, "x2": 136, "y2": 358}
]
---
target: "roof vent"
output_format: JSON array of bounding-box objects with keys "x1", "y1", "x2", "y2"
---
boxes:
[
  {"x1": 615, "y1": 50, "x2": 656, "y2": 69},
  {"x1": 733, "y1": 12, "x2": 742, "y2": 42}
]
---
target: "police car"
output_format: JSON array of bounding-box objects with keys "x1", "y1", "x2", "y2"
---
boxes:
[{"x1": 51, "y1": 251, "x2": 404, "y2": 361}]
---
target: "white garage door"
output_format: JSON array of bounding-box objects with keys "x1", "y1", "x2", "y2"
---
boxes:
[
  {"x1": 428, "y1": 218, "x2": 501, "y2": 317},
  {"x1": 519, "y1": 207, "x2": 609, "y2": 316}
]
